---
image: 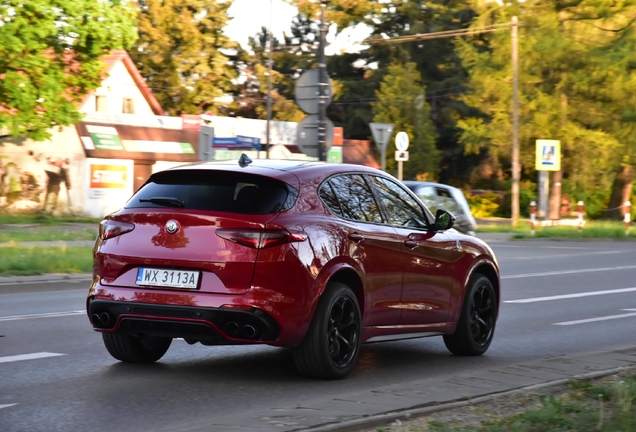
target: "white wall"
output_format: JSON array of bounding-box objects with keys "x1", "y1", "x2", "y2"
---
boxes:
[{"x1": 82, "y1": 62, "x2": 155, "y2": 116}]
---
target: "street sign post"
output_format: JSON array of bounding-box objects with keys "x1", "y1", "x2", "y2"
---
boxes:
[
  {"x1": 369, "y1": 122, "x2": 394, "y2": 171},
  {"x1": 297, "y1": 115, "x2": 334, "y2": 158},
  {"x1": 535, "y1": 139, "x2": 561, "y2": 218},
  {"x1": 394, "y1": 131, "x2": 410, "y2": 180}
]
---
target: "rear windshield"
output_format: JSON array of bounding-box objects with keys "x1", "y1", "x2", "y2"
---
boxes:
[{"x1": 126, "y1": 169, "x2": 298, "y2": 214}]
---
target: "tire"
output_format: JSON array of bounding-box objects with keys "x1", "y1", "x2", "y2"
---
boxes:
[
  {"x1": 102, "y1": 332, "x2": 172, "y2": 363},
  {"x1": 292, "y1": 282, "x2": 362, "y2": 380},
  {"x1": 443, "y1": 274, "x2": 497, "y2": 356}
]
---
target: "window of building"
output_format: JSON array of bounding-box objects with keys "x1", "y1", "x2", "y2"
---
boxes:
[
  {"x1": 122, "y1": 97, "x2": 135, "y2": 114},
  {"x1": 95, "y1": 95, "x2": 108, "y2": 112}
]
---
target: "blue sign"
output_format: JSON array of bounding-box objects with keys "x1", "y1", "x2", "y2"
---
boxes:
[{"x1": 212, "y1": 136, "x2": 261, "y2": 150}]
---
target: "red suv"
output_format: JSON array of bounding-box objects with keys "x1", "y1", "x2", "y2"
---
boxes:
[{"x1": 88, "y1": 156, "x2": 500, "y2": 379}]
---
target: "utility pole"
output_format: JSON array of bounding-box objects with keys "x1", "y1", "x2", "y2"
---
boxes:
[
  {"x1": 265, "y1": 0, "x2": 274, "y2": 159},
  {"x1": 365, "y1": 20, "x2": 521, "y2": 227},
  {"x1": 317, "y1": 0, "x2": 328, "y2": 161},
  {"x1": 511, "y1": 16, "x2": 520, "y2": 227}
]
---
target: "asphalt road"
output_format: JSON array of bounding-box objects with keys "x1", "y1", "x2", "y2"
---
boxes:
[{"x1": 2, "y1": 238, "x2": 636, "y2": 431}]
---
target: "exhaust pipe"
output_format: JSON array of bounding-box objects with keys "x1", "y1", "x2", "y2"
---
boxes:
[
  {"x1": 241, "y1": 325, "x2": 256, "y2": 339},
  {"x1": 92, "y1": 314, "x2": 101, "y2": 325},
  {"x1": 100, "y1": 312, "x2": 111, "y2": 326},
  {"x1": 224, "y1": 321, "x2": 239, "y2": 335}
]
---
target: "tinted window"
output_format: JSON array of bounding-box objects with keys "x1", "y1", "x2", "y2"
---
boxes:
[
  {"x1": 325, "y1": 174, "x2": 383, "y2": 223},
  {"x1": 370, "y1": 176, "x2": 429, "y2": 228},
  {"x1": 318, "y1": 181, "x2": 344, "y2": 217},
  {"x1": 126, "y1": 170, "x2": 298, "y2": 214}
]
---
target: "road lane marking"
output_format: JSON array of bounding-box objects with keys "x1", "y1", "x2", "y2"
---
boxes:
[
  {"x1": 0, "y1": 310, "x2": 85, "y2": 321},
  {"x1": 0, "y1": 352, "x2": 66, "y2": 364},
  {"x1": 0, "y1": 404, "x2": 18, "y2": 410},
  {"x1": 505, "y1": 287, "x2": 636, "y2": 303},
  {"x1": 502, "y1": 264, "x2": 636, "y2": 280},
  {"x1": 554, "y1": 310, "x2": 636, "y2": 326},
  {"x1": 502, "y1": 250, "x2": 624, "y2": 261}
]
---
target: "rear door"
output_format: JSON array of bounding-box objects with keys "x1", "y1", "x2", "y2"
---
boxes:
[{"x1": 319, "y1": 174, "x2": 404, "y2": 327}]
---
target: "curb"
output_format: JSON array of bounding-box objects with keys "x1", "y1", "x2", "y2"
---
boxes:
[{"x1": 299, "y1": 365, "x2": 636, "y2": 432}]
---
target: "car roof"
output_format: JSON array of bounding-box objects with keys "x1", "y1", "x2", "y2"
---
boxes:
[{"x1": 164, "y1": 158, "x2": 391, "y2": 184}]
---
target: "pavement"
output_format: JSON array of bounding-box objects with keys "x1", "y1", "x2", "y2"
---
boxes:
[{"x1": 3, "y1": 230, "x2": 636, "y2": 431}]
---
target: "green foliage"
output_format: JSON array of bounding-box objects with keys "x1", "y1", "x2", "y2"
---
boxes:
[
  {"x1": 457, "y1": 0, "x2": 636, "y2": 199},
  {"x1": 372, "y1": 62, "x2": 440, "y2": 180},
  {"x1": 0, "y1": 229, "x2": 96, "y2": 243},
  {"x1": 0, "y1": 0, "x2": 137, "y2": 140},
  {"x1": 130, "y1": 0, "x2": 237, "y2": 115},
  {"x1": 466, "y1": 191, "x2": 501, "y2": 218},
  {"x1": 0, "y1": 246, "x2": 93, "y2": 276}
]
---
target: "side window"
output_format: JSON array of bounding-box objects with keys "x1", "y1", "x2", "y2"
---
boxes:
[
  {"x1": 318, "y1": 181, "x2": 344, "y2": 217},
  {"x1": 325, "y1": 174, "x2": 383, "y2": 223},
  {"x1": 371, "y1": 176, "x2": 429, "y2": 229}
]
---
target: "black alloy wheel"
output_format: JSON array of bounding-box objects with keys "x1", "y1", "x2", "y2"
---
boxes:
[
  {"x1": 444, "y1": 274, "x2": 497, "y2": 356},
  {"x1": 293, "y1": 282, "x2": 362, "y2": 380}
]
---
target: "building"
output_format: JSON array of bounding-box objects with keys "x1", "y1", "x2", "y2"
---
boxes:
[{"x1": 0, "y1": 50, "x2": 378, "y2": 218}]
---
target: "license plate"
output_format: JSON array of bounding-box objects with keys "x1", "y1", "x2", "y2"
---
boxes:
[{"x1": 136, "y1": 268, "x2": 200, "y2": 289}]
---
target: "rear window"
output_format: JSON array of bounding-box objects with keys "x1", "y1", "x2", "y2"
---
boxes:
[{"x1": 126, "y1": 169, "x2": 298, "y2": 214}]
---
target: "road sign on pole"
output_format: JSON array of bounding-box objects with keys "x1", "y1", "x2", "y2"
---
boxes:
[
  {"x1": 369, "y1": 123, "x2": 394, "y2": 171},
  {"x1": 395, "y1": 131, "x2": 410, "y2": 151}
]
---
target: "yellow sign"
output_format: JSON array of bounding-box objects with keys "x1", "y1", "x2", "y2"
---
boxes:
[{"x1": 535, "y1": 140, "x2": 561, "y2": 171}]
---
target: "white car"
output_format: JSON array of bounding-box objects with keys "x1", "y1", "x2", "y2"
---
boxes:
[{"x1": 403, "y1": 181, "x2": 478, "y2": 236}]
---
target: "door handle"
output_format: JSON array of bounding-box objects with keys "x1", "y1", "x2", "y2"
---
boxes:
[
  {"x1": 404, "y1": 239, "x2": 419, "y2": 250},
  {"x1": 347, "y1": 233, "x2": 364, "y2": 244}
]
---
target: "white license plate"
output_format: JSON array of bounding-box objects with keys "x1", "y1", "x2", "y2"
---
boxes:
[{"x1": 136, "y1": 268, "x2": 200, "y2": 289}]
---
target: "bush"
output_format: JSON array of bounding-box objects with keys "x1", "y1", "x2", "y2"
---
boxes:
[{"x1": 465, "y1": 191, "x2": 502, "y2": 218}]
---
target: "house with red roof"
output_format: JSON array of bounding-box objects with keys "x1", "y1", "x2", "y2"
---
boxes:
[{"x1": 0, "y1": 50, "x2": 378, "y2": 218}]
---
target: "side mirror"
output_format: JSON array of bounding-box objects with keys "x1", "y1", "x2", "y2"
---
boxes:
[{"x1": 434, "y1": 209, "x2": 456, "y2": 231}]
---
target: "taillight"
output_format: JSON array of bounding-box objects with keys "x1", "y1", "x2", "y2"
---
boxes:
[
  {"x1": 99, "y1": 220, "x2": 135, "y2": 240},
  {"x1": 216, "y1": 229, "x2": 307, "y2": 249}
]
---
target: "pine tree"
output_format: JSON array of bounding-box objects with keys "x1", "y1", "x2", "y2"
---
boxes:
[
  {"x1": 373, "y1": 62, "x2": 440, "y2": 180},
  {"x1": 130, "y1": 0, "x2": 238, "y2": 115}
]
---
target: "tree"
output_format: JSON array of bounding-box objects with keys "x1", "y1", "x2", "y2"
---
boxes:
[
  {"x1": 372, "y1": 62, "x2": 439, "y2": 180},
  {"x1": 0, "y1": 0, "x2": 137, "y2": 141},
  {"x1": 456, "y1": 1, "x2": 636, "y2": 217},
  {"x1": 130, "y1": 0, "x2": 238, "y2": 116}
]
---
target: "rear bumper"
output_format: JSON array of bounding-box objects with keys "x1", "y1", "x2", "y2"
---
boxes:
[{"x1": 88, "y1": 298, "x2": 280, "y2": 345}]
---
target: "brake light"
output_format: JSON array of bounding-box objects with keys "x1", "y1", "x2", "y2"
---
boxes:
[
  {"x1": 216, "y1": 229, "x2": 307, "y2": 249},
  {"x1": 99, "y1": 220, "x2": 135, "y2": 240}
]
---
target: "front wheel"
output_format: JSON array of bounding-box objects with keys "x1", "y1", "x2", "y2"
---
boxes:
[
  {"x1": 102, "y1": 332, "x2": 172, "y2": 363},
  {"x1": 292, "y1": 282, "x2": 362, "y2": 380},
  {"x1": 444, "y1": 274, "x2": 497, "y2": 356}
]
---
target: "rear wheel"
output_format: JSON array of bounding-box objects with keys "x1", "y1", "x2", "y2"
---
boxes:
[
  {"x1": 444, "y1": 274, "x2": 497, "y2": 356},
  {"x1": 102, "y1": 333, "x2": 172, "y2": 363},
  {"x1": 293, "y1": 282, "x2": 361, "y2": 380}
]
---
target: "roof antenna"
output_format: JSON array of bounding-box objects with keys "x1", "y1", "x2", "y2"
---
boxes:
[{"x1": 238, "y1": 153, "x2": 253, "y2": 168}]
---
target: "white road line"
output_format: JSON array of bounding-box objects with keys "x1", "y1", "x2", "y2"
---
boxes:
[
  {"x1": 504, "y1": 250, "x2": 624, "y2": 261},
  {"x1": 0, "y1": 404, "x2": 18, "y2": 410},
  {"x1": 505, "y1": 287, "x2": 636, "y2": 303},
  {"x1": 0, "y1": 352, "x2": 66, "y2": 364},
  {"x1": 502, "y1": 264, "x2": 636, "y2": 280},
  {"x1": 0, "y1": 310, "x2": 85, "y2": 321},
  {"x1": 554, "y1": 311, "x2": 636, "y2": 326}
]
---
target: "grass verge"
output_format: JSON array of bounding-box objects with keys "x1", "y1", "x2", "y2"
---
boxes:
[
  {"x1": 0, "y1": 229, "x2": 97, "y2": 242},
  {"x1": 479, "y1": 220, "x2": 636, "y2": 239},
  {"x1": 0, "y1": 214, "x2": 102, "y2": 225},
  {"x1": 373, "y1": 371, "x2": 636, "y2": 432},
  {"x1": 0, "y1": 246, "x2": 93, "y2": 276}
]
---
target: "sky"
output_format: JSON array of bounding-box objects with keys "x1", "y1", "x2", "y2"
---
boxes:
[{"x1": 223, "y1": 0, "x2": 371, "y2": 55}]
